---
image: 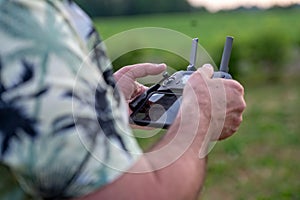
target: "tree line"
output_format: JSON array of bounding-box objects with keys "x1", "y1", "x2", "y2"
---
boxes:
[{"x1": 74, "y1": 0, "x2": 192, "y2": 17}]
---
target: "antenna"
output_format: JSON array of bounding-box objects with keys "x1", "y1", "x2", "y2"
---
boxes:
[
  {"x1": 220, "y1": 36, "x2": 234, "y2": 73},
  {"x1": 187, "y1": 38, "x2": 198, "y2": 71}
]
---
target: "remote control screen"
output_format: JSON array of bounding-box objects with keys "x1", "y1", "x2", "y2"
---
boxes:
[{"x1": 132, "y1": 92, "x2": 182, "y2": 127}]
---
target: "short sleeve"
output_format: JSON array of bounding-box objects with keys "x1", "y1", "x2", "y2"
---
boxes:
[{"x1": 0, "y1": 0, "x2": 141, "y2": 199}]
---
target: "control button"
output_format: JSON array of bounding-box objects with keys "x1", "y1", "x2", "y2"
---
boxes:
[{"x1": 163, "y1": 77, "x2": 175, "y2": 86}]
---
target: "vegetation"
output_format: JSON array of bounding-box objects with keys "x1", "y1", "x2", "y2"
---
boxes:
[
  {"x1": 74, "y1": 0, "x2": 191, "y2": 17},
  {"x1": 94, "y1": 8, "x2": 300, "y2": 199},
  {"x1": 95, "y1": 8, "x2": 300, "y2": 84}
]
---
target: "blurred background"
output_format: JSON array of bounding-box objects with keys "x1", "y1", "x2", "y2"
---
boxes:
[{"x1": 75, "y1": 0, "x2": 300, "y2": 199}]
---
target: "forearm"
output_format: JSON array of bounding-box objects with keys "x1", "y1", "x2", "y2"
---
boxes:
[{"x1": 80, "y1": 116, "x2": 209, "y2": 200}]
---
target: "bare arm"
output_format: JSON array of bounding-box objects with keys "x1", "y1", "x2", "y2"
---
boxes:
[{"x1": 79, "y1": 116, "x2": 208, "y2": 200}]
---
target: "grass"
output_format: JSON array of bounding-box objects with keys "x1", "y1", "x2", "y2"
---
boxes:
[
  {"x1": 94, "y1": 9, "x2": 300, "y2": 200},
  {"x1": 131, "y1": 78, "x2": 300, "y2": 199},
  {"x1": 201, "y1": 78, "x2": 300, "y2": 200},
  {"x1": 94, "y1": 8, "x2": 300, "y2": 56}
]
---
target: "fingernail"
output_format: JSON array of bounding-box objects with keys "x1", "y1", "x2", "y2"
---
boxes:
[
  {"x1": 203, "y1": 64, "x2": 213, "y2": 69},
  {"x1": 157, "y1": 63, "x2": 167, "y2": 68}
]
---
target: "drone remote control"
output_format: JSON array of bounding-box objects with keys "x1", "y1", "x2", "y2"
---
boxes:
[{"x1": 130, "y1": 36, "x2": 234, "y2": 128}]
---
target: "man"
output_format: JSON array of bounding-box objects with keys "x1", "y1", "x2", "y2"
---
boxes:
[{"x1": 0, "y1": 0, "x2": 245, "y2": 199}]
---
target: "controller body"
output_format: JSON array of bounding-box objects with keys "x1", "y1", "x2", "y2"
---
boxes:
[
  {"x1": 130, "y1": 36, "x2": 233, "y2": 128},
  {"x1": 129, "y1": 70, "x2": 231, "y2": 128}
]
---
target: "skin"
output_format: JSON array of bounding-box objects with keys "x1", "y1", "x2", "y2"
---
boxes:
[{"x1": 77, "y1": 63, "x2": 246, "y2": 200}]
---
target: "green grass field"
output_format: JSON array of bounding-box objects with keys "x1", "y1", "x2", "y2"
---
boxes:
[
  {"x1": 94, "y1": 9, "x2": 300, "y2": 200},
  {"x1": 94, "y1": 8, "x2": 300, "y2": 55}
]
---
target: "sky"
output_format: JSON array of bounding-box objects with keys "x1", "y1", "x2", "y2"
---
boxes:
[{"x1": 187, "y1": 0, "x2": 300, "y2": 12}]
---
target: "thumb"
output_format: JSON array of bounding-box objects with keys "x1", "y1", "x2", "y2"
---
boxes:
[{"x1": 197, "y1": 64, "x2": 214, "y2": 78}]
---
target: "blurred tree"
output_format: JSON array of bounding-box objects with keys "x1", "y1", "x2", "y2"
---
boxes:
[
  {"x1": 74, "y1": 0, "x2": 192, "y2": 17},
  {"x1": 246, "y1": 27, "x2": 290, "y2": 82}
]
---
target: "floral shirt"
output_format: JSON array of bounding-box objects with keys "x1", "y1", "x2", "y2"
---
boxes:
[{"x1": 0, "y1": 0, "x2": 141, "y2": 199}]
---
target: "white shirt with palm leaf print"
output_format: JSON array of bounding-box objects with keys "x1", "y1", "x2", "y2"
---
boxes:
[{"x1": 0, "y1": 0, "x2": 141, "y2": 199}]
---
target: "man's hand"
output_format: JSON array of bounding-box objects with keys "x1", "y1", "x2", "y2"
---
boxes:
[
  {"x1": 113, "y1": 63, "x2": 166, "y2": 113},
  {"x1": 180, "y1": 64, "x2": 246, "y2": 142}
]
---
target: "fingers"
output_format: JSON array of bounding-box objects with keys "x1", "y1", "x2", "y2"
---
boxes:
[
  {"x1": 216, "y1": 80, "x2": 246, "y2": 140},
  {"x1": 224, "y1": 80, "x2": 246, "y2": 111},
  {"x1": 186, "y1": 64, "x2": 214, "y2": 90},
  {"x1": 196, "y1": 64, "x2": 214, "y2": 79},
  {"x1": 123, "y1": 63, "x2": 167, "y2": 79}
]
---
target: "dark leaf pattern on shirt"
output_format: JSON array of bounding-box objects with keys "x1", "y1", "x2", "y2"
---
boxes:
[
  {"x1": 0, "y1": 59, "x2": 45, "y2": 156},
  {"x1": 95, "y1": 85, "x2": 128, "y2": 153},
  {"x1": 0, "y1": 1, "x2": 137, "y2": 199}
]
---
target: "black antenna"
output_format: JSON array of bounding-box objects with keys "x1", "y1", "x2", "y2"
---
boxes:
[
  {"x1": 220, "y1": 36, "x2": 234, "y2": 73},
  {"x1": 187, "y1": 38, "x2": 198, "y2": 71}
]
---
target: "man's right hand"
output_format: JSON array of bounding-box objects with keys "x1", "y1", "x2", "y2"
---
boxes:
[{"x1": 179, "y1": 64, "x2": 246, "y2": 143}]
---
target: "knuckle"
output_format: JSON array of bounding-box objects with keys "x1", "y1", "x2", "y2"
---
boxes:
[
  {"x1": 232, "y1": 116, "x2": 242, "y2": 126},
  {"x1": 233, "y1": 82, "x2": 244, "y2": 94},
  {"x1": 238, "y1": 99, "x2": 247, "y2": 113},
  {"x1": 226, "y1": 80, "x2": 244, "y2": 94},
  {"x1": 237, "y1": 115, "x2": 243, "y2": 125},
  {"x1": 231, "y1": 126, "x2": 239, "y2": 133},
  {"x1": 241, "y1": 100, "x2": 247, "y2": 110}
]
